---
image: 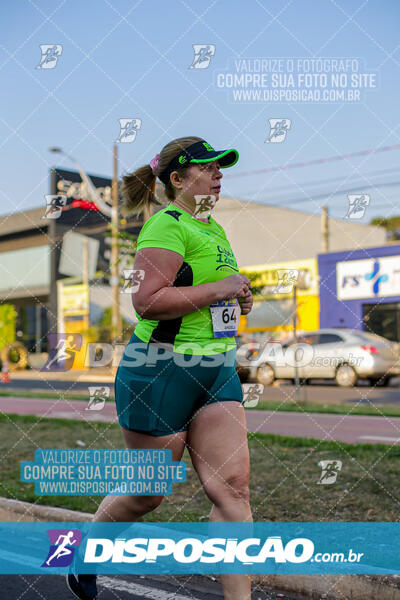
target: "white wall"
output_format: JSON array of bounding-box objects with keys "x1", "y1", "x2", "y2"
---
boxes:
[{"x1": 212, "y1": 196, "x2": 386, "y2": 267}]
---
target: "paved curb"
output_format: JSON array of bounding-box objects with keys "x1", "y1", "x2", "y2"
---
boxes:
[
  {"x1": 1, "y1": 498, "x2": 399, "y2": 599},
  {"x1": 252, "y1": 574, "x2": 400, "y2": 600},
  {"x1": 0, "y1": 497, "x2": 92, "y2": 522},
  {"x1": 11, "y1": 371, "x2": 115, "y2": 383}
]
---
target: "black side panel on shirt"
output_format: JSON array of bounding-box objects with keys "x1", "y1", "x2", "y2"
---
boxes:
[
  {"x1": 149, "y1": 262, "x2": 194, "y2": 345},
  {"x1": 165, "y1": 210, "x2": 182, "y2": 221}
]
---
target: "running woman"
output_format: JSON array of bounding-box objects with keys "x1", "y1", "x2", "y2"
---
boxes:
[{"x1": 66, "y1": 137, "x2": 253, "y2": 600}]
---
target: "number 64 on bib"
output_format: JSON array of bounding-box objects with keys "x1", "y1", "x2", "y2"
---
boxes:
[{"x1": 209, "y1": 299, "x2": 241, "y2": 338}]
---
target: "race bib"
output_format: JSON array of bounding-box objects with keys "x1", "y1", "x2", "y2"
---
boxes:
[{"x1": 209, "y1": 299, "x2": 241, "y2": 338}]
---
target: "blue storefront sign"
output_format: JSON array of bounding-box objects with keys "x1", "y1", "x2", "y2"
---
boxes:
[{"x1": 318, "y1": 245, "x2": 400, "y2": 338}]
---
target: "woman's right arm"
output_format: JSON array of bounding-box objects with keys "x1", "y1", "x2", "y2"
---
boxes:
[{"x1": 132, "y1": 248, "x2": 250, "y2": 321}]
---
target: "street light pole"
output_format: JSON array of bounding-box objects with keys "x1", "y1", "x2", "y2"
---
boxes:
[
  {"x1": 49, "y1": 145, "x2": 121, "y2": 340},
  {"x1": 111, "y1": 144, "x2": 122, "y2": 341}
]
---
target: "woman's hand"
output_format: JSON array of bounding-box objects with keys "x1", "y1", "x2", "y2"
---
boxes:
[
  {"x1": 216, "y1": 274, "x2": 251, "y2": 301},
  {"x1": 238, "y1": 288, "x2": 253, "y2": 315}
]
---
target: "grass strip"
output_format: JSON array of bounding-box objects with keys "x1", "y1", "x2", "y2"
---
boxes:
[
  {"x1": 249, "y1": 399, "x2": 400, "y2": 417},
  {"x1": 1, "y1": 413, "x2": 399, "y2": 522}
]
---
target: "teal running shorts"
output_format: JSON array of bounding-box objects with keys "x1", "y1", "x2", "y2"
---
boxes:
[{"x1": 114, "y1": 333, "x2": 243, "y2": 436}]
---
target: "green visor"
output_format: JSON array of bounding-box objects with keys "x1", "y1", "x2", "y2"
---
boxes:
[{"x1": 158, "y1": 140, "x2": 239, "y2": 184}]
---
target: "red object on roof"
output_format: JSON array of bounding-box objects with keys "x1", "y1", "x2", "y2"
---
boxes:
[{"x1": 71, "y1": 199, "x2": 100, "y2": 211}]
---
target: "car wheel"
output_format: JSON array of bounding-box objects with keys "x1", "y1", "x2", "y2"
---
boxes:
[
  {"x1": 256, "y1": 363, "x2": 275, "y2": 386},
  {"x1": 369, "y1": 376, "x2": 391, "y2": 387},
  {"x1": 236, "y1": 365, "x2": 250, "y2": 383},
  {"x1": 335, "y1": 364, "x2": 357, "y2": 387}
]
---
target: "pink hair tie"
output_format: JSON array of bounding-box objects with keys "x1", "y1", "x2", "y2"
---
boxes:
[{"x1": 149, "y1": 153, "x2": 160, "y2": 175}]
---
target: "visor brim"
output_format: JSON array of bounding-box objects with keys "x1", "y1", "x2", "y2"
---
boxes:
[{"x1": 189, "y1": 148, "x2": 239, "y2": 168}]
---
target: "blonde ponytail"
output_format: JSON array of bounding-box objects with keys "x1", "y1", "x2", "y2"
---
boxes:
[
  {"x1": 121, "y1": 136, "x2": 203, "y2": 216},
  {"x1": 121, "y1": 164, "x2": 161, "y2": 217}
]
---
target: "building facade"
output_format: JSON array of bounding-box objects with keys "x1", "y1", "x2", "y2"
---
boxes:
[
  {"x1": 239, "y1": 258, "x2": 319, "y2": 338},
  {"x1": 0, "y1": 185, "x2": 390, "y2": 356},
  {"x1": 212, "y1": 196, "x2": 386, "y2": 266},
  {"x1": 318, "y1": 244, "x2": 400, "y2": 341}
]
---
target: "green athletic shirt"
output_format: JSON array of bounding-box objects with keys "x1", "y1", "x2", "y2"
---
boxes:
[{"x1": 133, "y1": 202, "x2": 240, "y2": 355}]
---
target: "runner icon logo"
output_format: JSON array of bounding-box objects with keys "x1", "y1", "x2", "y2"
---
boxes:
[
  {"x1": 42, "y1": 334, "x2": 82, "y2": 372},
  {"x1": 193, "y1": 194, "x2": 217, "y2": 217},
  {"x1": 42, "y1": 195, "x2": 67, "y2": 219},
  {"x1": 345, "y1": 194, "x2": 370, "y2": 219},
  {"x1": 189, "y1": 45, "x2": 216, "y2": 69},
  {"x1": 265, "y1": 118, "x2": 291, "y2": 143},
  {"x1": 42, "y1": 529, "x2": 82, "y2": 567},
  {"x1": 121, "y1": 269, "x2": 145, "y2": 294},
  {"x1": 116, "y1": 118, "x2": 142, "y2": 143},
  {"x1": 272, "y1": 269, "x2": 299, "y2": 294},
  {"x1": 36, "y1": 45, "x2": 63, "y2": 69},
  {"x1": 86, "y1": 386, "x2": 110, "y2": 411},
  {"x1": 317, "y1": 460, "x2": 342, "y2": 485},
  {"x1": 242, "y1": 383, "x2": 264, "y2": 408}
]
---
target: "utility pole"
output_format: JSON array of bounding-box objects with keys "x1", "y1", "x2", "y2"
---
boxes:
[
  {"x1": 292, "y1": 284, "x2": 301, "y2": 405},
  {"x1": 111, "y1": 144, "x2": 122, "y2": 341},
  {"x1": 83, "y1": 236, "x2": 89, "y2": 288},
  {"x1": 322, "y1": 205, "x2": 329, "y2": 252},
  {"x1": 82, "y1": 235, "x2": 89, "y2": 332}
]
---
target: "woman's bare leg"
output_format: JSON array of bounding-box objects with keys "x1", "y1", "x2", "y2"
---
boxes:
[
  {"x1": 186, "y1": 401, "x2": 252, "y2": 600},
  {"x1": 93, "y1": 428, "x2": 187, "y2": 523}
]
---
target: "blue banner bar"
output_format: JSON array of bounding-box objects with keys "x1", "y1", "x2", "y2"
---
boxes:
[
  {"x1": 0, "y1": 522, "x2": 399, "y2": 574},
  {"x1": 20, "y1": 449, "x2": 186, "y2": 495}
]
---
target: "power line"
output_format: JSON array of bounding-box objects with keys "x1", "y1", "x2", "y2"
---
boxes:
[
  {"x1": 243, "y1": 179, "x2": 400, "y2": 209},
  {"x1": 225, "y1": 144, "x2": 400, "y2": 179},
  {"x1": 246, "y1": 180, "x2": 400, "y2": 208},
  {"x1": 242, "y1": 166, "x2": 400, "y2": 197}
]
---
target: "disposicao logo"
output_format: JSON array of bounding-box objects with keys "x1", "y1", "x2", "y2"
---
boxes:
[
  {"x1": 84, "y1": 536, "x2": 314, "y2": 565},
  {"x1": 364, "y1": 259, "x2": 389, "y2": 294},
  {"x1": 42, "y1": 529, "x2": 82, "y2": 568}
]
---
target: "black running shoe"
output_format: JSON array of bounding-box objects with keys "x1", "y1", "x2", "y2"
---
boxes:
[{"x1": 66, "y1": 573, "x2": 98, "y2": 600}]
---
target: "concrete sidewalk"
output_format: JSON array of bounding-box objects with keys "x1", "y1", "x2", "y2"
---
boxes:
[{"x1": 10, "y1": 368, "x2": 115, "y2": 383}]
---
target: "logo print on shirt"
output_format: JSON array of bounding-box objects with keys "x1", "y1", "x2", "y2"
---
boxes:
[{"x1": 216, "y1": 245, "x2": 238, "y2": 272}]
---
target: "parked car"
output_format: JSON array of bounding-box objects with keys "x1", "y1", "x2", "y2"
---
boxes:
[{"x1": 237, "y1": 329, "x2": 400, "y2": 388}]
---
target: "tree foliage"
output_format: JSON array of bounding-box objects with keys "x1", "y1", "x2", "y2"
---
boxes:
[{"x1": 370, "y1": 216, "x2": 400, "y2": 240}]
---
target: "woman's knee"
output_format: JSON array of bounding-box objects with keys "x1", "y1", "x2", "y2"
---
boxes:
[{"x1": 204, "y1": 471, "x2": 250, "y2": 505}]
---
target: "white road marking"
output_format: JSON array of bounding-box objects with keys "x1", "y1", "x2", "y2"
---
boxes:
[
  {"x1": 98, "y1": 576, "x2": 198, "y2": 599},
  {"x1": 358, "y1": 435, "x2": 400, "y2": 442}
]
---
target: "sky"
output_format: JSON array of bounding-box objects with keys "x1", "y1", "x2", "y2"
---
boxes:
[{"x1": 1, "y1": 0, "x2": 399, "y2": 222}]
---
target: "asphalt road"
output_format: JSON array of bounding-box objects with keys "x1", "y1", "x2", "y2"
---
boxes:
[
  {"x1": 258, "y1": 379, "x2": 400, "y2": 406},
  {"x1": 0, "y1": 573, "x2": 302, "y2": 600},
  {"x1": 2, "y1": 395, "x2": 400, "y2": 445},
  {"x1": 3, "y1": 377, "x2": 400, "y2": 406}
]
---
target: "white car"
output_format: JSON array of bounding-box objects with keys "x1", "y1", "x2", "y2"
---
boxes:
[{"x1": 237, "y1": 329, "x2": 400, "y2": 388}]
